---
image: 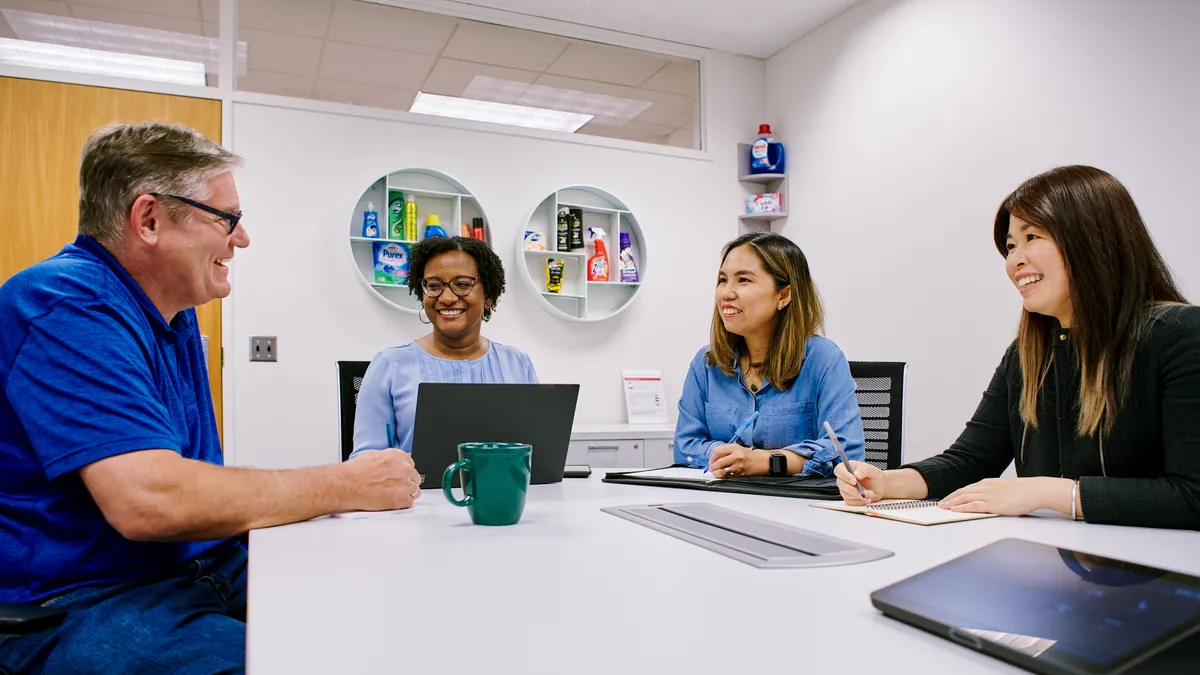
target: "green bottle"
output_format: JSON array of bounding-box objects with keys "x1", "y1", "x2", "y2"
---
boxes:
[{"x1": 388, "y1": 193, "x2": 405, "y2": 239}]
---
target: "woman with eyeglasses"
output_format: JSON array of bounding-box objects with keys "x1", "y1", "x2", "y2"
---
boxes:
[{"x1": 349, "y1": 236, "x2": 537, "y2": 459}]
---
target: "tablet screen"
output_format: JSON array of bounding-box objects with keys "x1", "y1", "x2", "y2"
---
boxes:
[{"x1": 872, "y1": 538, "x2": 1200, "y2": 673}]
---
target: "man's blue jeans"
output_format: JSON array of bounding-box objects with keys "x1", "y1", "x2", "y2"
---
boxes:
[{"x1": 0, "y1": 543, "x2": 246, "y2": 675}]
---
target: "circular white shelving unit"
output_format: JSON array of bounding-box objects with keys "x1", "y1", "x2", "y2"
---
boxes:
[
  {"x1": 348, "y1": 169, "x2": 491, "y2": 314},
  {"x1": 515, "y1": 186, "x2": 646, "y2": 322}
]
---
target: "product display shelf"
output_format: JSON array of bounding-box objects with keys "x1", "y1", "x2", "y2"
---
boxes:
[
  {"x1": 516, "y1": 186, "x2": 646, "y2": 322},
  {"x1": 348, "y1": 169, "x2": 491, "y2": 314},
  {"x1": 737, "y1": 142, "x2": 787, "y2": 234}
]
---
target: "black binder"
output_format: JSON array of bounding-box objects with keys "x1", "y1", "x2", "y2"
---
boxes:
[{"x1": 602, "y1": 467, "x2": 842, "y2": 500}]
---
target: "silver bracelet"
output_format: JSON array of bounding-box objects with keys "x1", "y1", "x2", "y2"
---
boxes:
[{"x1": 1075, "y1": 478, "x2": 1084, "y2": 521}]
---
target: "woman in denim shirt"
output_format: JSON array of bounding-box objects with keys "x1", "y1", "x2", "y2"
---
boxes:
[{"x1": 674, "y1": 232, "x2": 865, "y2": 478}]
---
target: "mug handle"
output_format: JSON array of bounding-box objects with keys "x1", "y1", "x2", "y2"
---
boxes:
[{"x1": 443, "y1": 459, "x2": 473, "y2": 507}]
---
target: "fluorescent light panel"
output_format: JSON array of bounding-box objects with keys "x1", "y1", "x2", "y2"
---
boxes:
[
  {"x1": 463, "y1": 76, "x2": 652, "y2": 127},
  {"x1": 0, "y1": 38, "x2": 206, "y2": 86},
  {"x1": 410, "y1": 92, "x2": 593, "y2": 133},
  {"x1": 2, "y1": 9, "x2": 248, "y2": 77}
]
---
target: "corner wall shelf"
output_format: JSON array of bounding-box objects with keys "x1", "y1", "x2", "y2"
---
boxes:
[{"x1": 737, "y1": 143, "x2": 787, "y2": 235}]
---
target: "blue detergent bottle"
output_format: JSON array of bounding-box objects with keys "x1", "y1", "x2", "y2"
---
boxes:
[{"x1": 749, "y1": 124, "x2": 786, "y2": 174}]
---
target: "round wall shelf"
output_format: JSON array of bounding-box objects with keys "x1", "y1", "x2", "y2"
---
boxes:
[
  {"x1": 515, "y1": 186, "x2": 646, "y2": 322},
  {"x1": 348, "y1": 169, "x2": 491, "y2": 314}
]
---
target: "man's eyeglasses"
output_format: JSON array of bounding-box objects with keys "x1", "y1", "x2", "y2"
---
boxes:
[
  {"x1": 420, "y1": 276, "x2": 478, "y2": 297},
  {"x1": 151, "y1": 193, "x2": 243, "y2": 234}
]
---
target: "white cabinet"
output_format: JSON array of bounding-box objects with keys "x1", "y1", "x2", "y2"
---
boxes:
[
  {"x1": 567, "y1": 440, "x2": 642, "y2": 468},
  {"x1": 642, "y1": 438, "x2": 675, "y2": 468},
  {"x1": 568, "y1": 423, "x2": 675, "y2": 469}
]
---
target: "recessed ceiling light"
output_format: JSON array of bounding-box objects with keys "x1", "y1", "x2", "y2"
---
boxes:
[
  {"x1": 463, "y1": 76, "x2": 652, "y2": 127},
  {"x1": 0, "y1": 38, "x2": 207, "y2": 86},
  {"x1": 409, "y1": 92, "x2": 593, "y2": 133}
]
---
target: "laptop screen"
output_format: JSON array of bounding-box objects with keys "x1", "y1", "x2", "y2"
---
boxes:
[{"x1": 871, "y1": 538, "x2": 1200, "y2": 673}]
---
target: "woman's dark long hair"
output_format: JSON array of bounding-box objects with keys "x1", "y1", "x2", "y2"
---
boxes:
[{"x1": 993, "y1": 166, "x2": 1186, "y2": 436}]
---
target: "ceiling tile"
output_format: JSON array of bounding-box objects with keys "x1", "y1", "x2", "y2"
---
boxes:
[
  {"x1": 577, "y1": 119, "x2": 676, "y2": 143},
  {"x1": 666, "y1": 126, "x2": 696, "y2": 148},
  {"x1": 443, "y1": 0, "x2": 863, "y2": 59},
  {"x1": 533, "y1": 73, "x2": 636, "y2": 101},
  {"x1": 318, "y1": 40, "x2": 435, "y2": 90},
  {"x1": 237, "y1": 0, "x2": 332, "y2": 39},
  {"x1": 199, "y1": 0, "x2": 217, "y2": 23},
  {"x1": 640, "y1": 59, "x2": 698, "y2": 97},
  {"x1": 327, "y1": 0, "x2": 455, "y2": 56},
  {"x1": 238, "y1": 68, "x2": 315, "y2": 98},
  {"x1": 629, "y1": 87, "x2": 695, "y2": 128},
  {"x1": 546, "y1": 40, "x2": 670, "y2": 87},
  {"x1": 2, "y1": 0, "x2": 72, "y2": 16},
  {"x1": 67, "y1": 4, "x2": 203, "y2": 34},
  {"x1": 240, "y1": 27, "x2": 323, "y2": 77},
  {"x1": 67, "y1": 0, "x2": 200, "y2": 20},
  {"x1": 422, "y1": 58, "x2": 537, "y2": 97},
  {"x1": 442, "y1": 20, "x2": 568, "y2": 72},
  {"x1": 312, "y1": 78, "x2": 416, "y2": 111}
]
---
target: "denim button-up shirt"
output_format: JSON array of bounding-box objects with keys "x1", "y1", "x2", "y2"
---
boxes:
[{"x1": 673, "y1": 336, "x2": 866, "y2": 477}]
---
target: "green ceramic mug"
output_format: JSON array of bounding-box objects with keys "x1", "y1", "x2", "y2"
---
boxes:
[{"x1": 442, "y1": 442, "x2": 532, "y2": 526}]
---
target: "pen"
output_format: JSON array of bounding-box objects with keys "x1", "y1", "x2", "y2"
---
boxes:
[
  {"x1": 385, "y1": 420, "x2": 398, "y2": 449},
  {"x1": 824, "y1": 420, "x2": 865, "y2": 498},
  {"x1": 709, "y1": 411, "x2": 759, "y2": 476}
]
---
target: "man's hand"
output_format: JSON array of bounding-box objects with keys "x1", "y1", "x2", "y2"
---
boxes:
[{"x1": 341, "y1": 448, "x2": 422, "y2": 511}]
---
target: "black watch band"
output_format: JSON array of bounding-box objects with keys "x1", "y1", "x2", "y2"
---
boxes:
[{"x1": 768, "y1": 452, "x2": 788, "y2": 477}]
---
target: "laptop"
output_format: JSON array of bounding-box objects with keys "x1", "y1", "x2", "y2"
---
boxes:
[
  {"x1": 870, "y1": 538, "x2": 1200, "y2": 675},
  {"x1": 411, "y1": 383, "x2": 580, "y2": 489}
]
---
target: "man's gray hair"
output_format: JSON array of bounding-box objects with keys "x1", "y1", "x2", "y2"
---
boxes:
[{"x1": 78, "y1": 122, "x2": 243, "y2": 242}]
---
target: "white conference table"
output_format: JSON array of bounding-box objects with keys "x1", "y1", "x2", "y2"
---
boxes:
[{"x1": 247, "y1": 472, "x2": 1198, "y2": 674}]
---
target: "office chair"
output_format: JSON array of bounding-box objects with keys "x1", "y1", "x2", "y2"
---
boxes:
[
  {"x1": 847, "y1": 361, "x2": 906, "y2": 470},
  {"x1": 336, "y1": 361, "x2": 371, "y2": 462}
]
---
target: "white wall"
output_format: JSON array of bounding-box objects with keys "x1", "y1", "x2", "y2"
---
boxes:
[
  {"x1": 767, "y1": 0, "x2": 1200, "y2": 463},
  {"x1": 228, "y1": 51, "x2": 765, "y2": 468}
]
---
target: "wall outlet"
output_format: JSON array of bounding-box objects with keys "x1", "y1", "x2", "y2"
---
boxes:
[{"x1": 250, "y1": 336, "x2": 277, "y2": 362}]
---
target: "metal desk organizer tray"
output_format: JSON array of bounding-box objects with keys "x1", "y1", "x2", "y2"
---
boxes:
[{"x1": 602, "y1": 502, "x2": 893, "y2": 568}]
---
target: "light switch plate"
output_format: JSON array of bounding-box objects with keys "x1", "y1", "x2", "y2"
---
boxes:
[{"x1": 250, "y1": 336, "x2": 277, "y2": 362}]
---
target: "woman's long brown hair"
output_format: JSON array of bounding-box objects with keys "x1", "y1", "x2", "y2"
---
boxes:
[{"x1": 994, "y1": 166, "x2": 1186, "y2": 436}]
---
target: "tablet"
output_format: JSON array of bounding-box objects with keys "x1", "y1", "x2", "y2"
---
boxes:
[{"x1": 870, "y1": 538, "x2": 1200, "y2": 674}]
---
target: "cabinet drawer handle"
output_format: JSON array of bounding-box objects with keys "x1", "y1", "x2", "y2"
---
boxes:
[{"x1": 588, "y1": 444, "x2": 620, "y2": 451}]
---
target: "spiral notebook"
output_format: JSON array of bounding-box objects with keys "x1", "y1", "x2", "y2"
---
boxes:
[{"x1": 809, "y1": 499, "x2": 999, "y2": 525}]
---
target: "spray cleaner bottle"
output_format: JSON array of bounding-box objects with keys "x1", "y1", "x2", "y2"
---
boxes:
[{"x1": 586, "y1": 227, "x2": 609, "y2": 282}]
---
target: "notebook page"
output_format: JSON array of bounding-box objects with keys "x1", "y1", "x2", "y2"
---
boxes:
[{"x1": 810, "y1": 499, "x2": 998, "y2": 524}]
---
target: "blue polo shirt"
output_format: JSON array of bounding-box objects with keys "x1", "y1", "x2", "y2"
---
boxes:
[{"x1": 0, "y1": 235, "x2": 229, "y2": 603}]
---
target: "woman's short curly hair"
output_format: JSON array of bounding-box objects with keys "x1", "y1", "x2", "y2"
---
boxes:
[{"x1": 407, "y1": 236, "x2": 506, "y2": 321}]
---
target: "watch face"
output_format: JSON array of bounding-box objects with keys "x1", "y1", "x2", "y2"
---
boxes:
[{"x1": 770, "y1": 453, "x2": 786, "y2": 475}]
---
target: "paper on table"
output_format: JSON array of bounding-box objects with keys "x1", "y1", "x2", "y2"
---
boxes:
[
  {"x1": 630, "y1": 467, "x2": 722, "y2": 483},
  {"x1": 330, "y1": 508, "x2": 414, "y2": 520}
]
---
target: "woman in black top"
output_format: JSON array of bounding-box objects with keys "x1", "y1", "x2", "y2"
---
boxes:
[{"x1": 835, "y1": 166, "x2": 1200, "y2": 529}]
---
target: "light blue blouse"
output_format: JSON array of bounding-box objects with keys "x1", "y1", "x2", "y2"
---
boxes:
[
  {"x1": 673, "y1": 337, "x2": 866, "y2": 477},
  {"x1": 350, "y1": 340, "x2": 538, "y2": 458}
]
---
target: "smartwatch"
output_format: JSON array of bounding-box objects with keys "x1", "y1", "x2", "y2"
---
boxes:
[{"x1": 768, "y1": 452, "x2": 788, "y2": 477}]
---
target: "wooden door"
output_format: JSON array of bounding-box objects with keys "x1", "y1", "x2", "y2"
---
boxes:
[{"x1": 0, "y1": 77, "x2": 226, "y2": 437}]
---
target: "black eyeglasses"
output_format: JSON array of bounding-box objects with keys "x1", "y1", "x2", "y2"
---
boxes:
[
  {"x1": 151, "y1": 193, "x2": 243, "y2": 234},
  {"x1": 420, "y1": 276, "x2": 478, "y2": 297}
]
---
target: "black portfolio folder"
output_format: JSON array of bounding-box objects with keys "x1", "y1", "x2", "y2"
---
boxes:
[{"x1": 602, "y1": 467, "x2": 842, "y2": 500}]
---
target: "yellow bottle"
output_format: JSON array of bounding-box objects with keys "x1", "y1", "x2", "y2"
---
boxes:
[{"x1": 403, "y1": 196, "x2": 418, "y2": 240}]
